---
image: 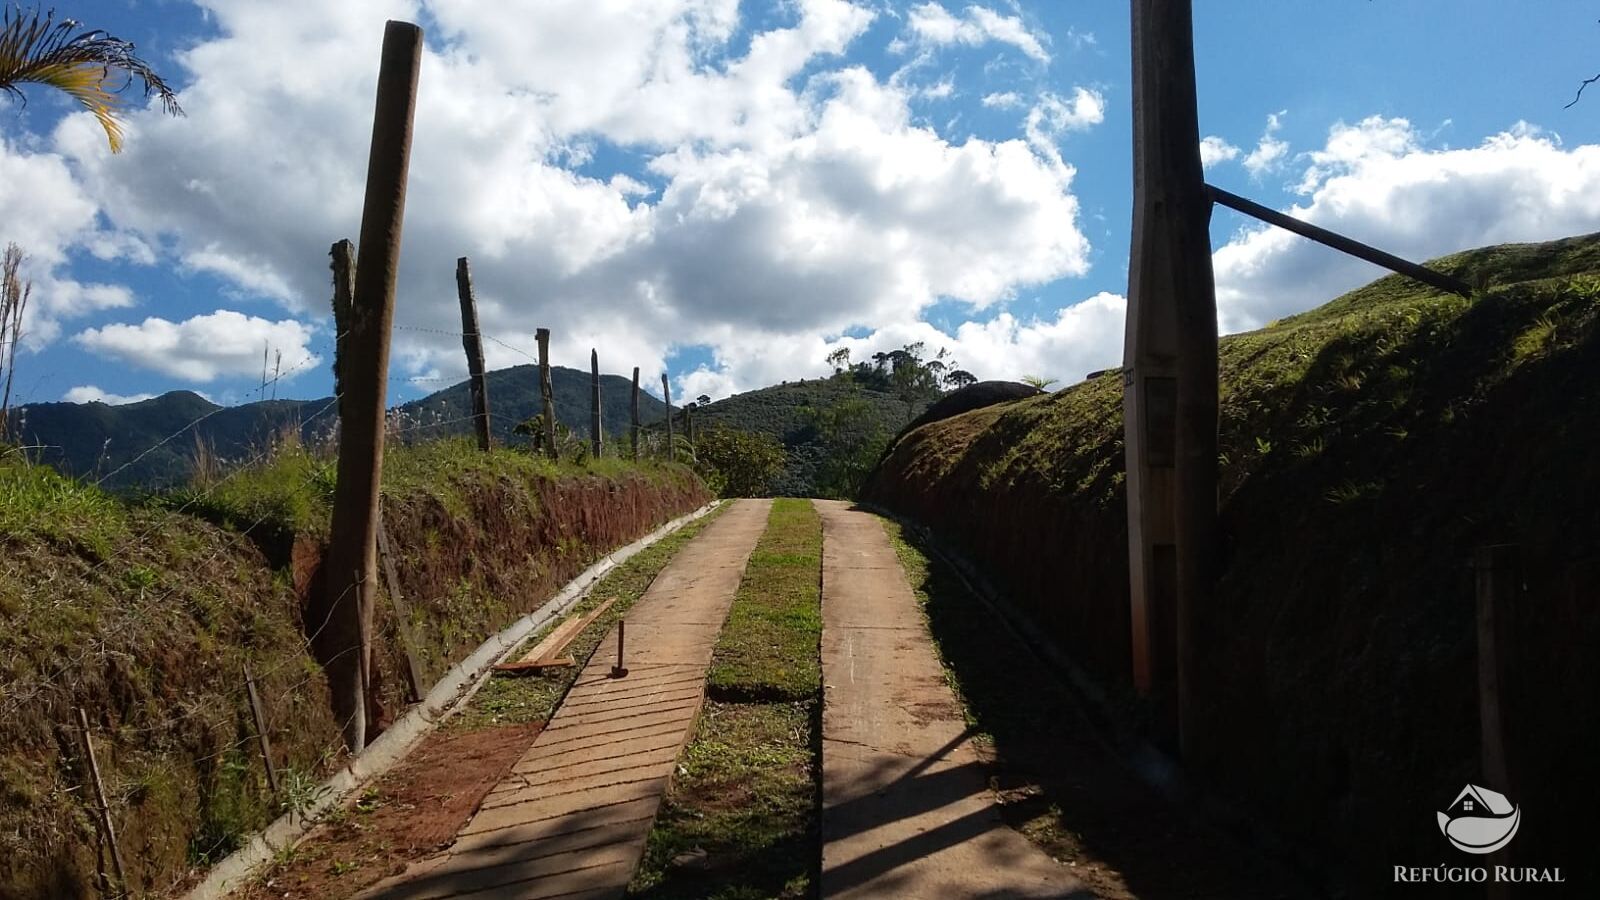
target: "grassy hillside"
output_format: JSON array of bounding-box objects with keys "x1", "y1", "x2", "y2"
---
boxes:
[
  {"x1": 865, "y1": 234, "x2": 1600, "y2": 895},
  {"x1": 7, "y1": 364, "x2": 667, "y2": 490},
  {"x1": 686, "y1": 377, "x2": 913, "y2": 495},
  {"x1": 0, "y1": 441, "x2": 707, "y2": 897}
]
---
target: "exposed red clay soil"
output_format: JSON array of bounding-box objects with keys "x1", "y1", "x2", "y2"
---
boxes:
[{"x1": 235, "y1": 722, "x2": 541, "y2": 900}]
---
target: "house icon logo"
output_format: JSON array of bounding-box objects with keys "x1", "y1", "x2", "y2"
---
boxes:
[{"x1": 1438, "y1": 785, "x2": 1520, "y2": 854}]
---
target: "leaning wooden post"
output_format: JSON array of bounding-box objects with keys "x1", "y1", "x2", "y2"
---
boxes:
[
  {"x1": 536, "y1": 327, "x2": 557, "y2": 459},
  {"x1": 243, "y1": 663, "x2": 280, "y2": 796},
  {"x1": 1126, "y1": 0, "x2": 1218, "y2": 763},
  {"x1": 590, "y1": 349, "x2": 603, "y2": 458},
  {"x1": 319, "y1": 19, "x2": 421, "y2": 752},
  {"x1": 455, "y1": 257, "x2": 492, "y2": 451},
  {"x1": 75, "y1": 708, "x2": 126, "y2": 895},
  {"x1": 377, "y1": 517, "x2": 427, "y2": 703},
  {"x1": 661, "y1": 373, "x2": 674, "y2": 461},
  {"x1": 631, "y1": 367, "x2": 641, "y2": 462}
]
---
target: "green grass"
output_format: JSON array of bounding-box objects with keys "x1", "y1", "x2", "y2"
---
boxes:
[
  {"x1": 707, "y1": 499, "x2": 822, "y2": 702},
  {"x1": 449, "y1": 504, "x2": 727, "y2": 731},
  {"x1": 630, "y1": 498, "x2": 823, "y2": 900}
]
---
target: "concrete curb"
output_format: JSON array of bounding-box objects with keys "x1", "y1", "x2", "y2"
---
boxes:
[{"x1": 184, "y1": 500, "x2": 722, "y2": 900}]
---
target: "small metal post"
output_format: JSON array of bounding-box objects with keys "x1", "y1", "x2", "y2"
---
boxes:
[
  {"x1": 243, "y1": 663, "x2": 280, "y2": 796},
  {"x1": 610, "y1": 620, "x2": 628, "y2": 678},
  {"x1": 76, "y1": 708, "x2": 126, "y2": 895}
]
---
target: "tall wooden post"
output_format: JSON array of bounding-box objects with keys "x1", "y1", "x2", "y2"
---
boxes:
[
  {"x1": 685, "y1": 403, "x2": 696, "y2": 462},
  {"x1": 590, "y1": 349, "x2": 603, "y2": 458},
  {"x1": 661, "y1": 373, "x2": 674, "y2": 461},
  {"x1": 1475, "y1": 544, "x2": 1516, "y2": 898},
  {"x1": 318, "y1": 19, "x2": 421, "y2": 752},
  {"x1": 1126, "y1": 0, "x2": 1218, "y2": 763},
  {"x1": 631, "y1": 367, "x2": 641, "y2": 462},
  {"x1": 455, "y1": 257, "x2": 491, "y2": 451},
  {"x1": 536, "y1": 327, "x2": 557, "y2": 459}
]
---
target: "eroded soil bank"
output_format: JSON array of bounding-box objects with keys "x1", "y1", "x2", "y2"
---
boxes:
[
  {"x1": 865, "y1": 237, "x2": 1600, "y2": 896},
  {"x1": 0, "y1": 446, "x2": 707, "y2": 898}
]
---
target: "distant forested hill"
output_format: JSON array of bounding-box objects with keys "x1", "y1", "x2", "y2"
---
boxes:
[
  {"x1": 7, "y1": 364, "x2": 666, "y2": 489},
  {"x1": 683, "y1": 377, "x2": 915, "y2": 496}
]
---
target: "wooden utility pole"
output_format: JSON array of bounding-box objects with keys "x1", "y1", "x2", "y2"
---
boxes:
[
  {"x1": 319, "y1": 19, "x2": 421, "y2": 752},
  {"x1": 661, "y1": 373, "x2": 674, "y2": 461},
  {"x1": 455, "y1": 257, "x2": 492, "y2": 451},
  {"x1": 631, "y1": 367, "x2": 641, "y2": 461},
  {"x1": 536, "y1": 327, "x2": 557, "y2": 459},
  {"x1": 1125, "y1": 0, "x2": 1218, "y2": 763},
  {"x1": 590, "y1": 349, "x2": 603, "y2": 458}
]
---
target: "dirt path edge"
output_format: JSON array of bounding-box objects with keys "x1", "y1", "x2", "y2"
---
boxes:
[{"x1": 184, "y1": 501, "x2": 724, "y2": 900}]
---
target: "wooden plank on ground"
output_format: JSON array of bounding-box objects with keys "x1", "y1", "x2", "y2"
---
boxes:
[{"x1": 494, "y1": 597, "x2": 619, "y2": 672}]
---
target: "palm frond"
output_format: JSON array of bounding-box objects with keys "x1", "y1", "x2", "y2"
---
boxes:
[{"x1": 0, "y1": 5, "x2": 183, "y2": 152}]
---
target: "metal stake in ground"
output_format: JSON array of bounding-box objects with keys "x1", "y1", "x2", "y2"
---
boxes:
[
  {"x1": 611, "y1": 619, "x2": 628, "y2": 678},
  {"x1": 631, "y1": 366, "x2": 641, "y2": 462},
  {"x1": 75, "y1": 708, "x2": 126, "y2": 895},
  {"x1": 1126, "y1": 0, "x2": 1218, "y2": 764},
  {"x1": 591, "y1": 348, "x2": 603, "y2": 458},
  {"x1": 319, "y1": 19, "x2": 422, "y2": 752},
  {"x1": 661, "y1": 373, "x2": 674, "y2": 461},
  {"x1": 456, "y1": 256, "x2": 492, "y2": 451},
  {"x1": 537, "y1": 327, "x2": 557, "y2": 459}
]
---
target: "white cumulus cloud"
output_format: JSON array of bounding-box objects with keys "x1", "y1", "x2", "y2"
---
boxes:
[
  {"x1": 74, "y1": 311, "x2": 320, "y2": 383},
  {"x1": 900, "y1": 2, "x2": 1051, "y2": 63},
  {"x1": 1242, "y1": 111, "x2": 1290, "y2": 179},
  {"x1": 1200, "y1": 135, "x2": 1241, "y2": 168},
  {"x1": 1214, "y1": 118, "x2": 1600, "y2": 332},
  {"x1": 61, "y1": 386, "x2": 158, "y2": 405}
]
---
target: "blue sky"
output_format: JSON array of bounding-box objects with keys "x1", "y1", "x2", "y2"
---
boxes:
[{"x1": 5, "y1": 0, "x2": 1600, "y2": 408}]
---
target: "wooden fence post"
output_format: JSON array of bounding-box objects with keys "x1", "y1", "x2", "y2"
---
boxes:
[
  {"x1": 455, "y1": 256, "x2": 491, "y2": 452},
  {"x1": 242, "y1": 664, "x2": 279, "y2": 796},
  {"x1": 76, "y1": 708, "x2": 126, "y2": 895},
  {"x1": 590, "y1": 349, "x2": 602, "y2": 458},
  {"x1": 661, "y1": 373, "x2": 674, "y2": 461},
  {"x1": 318, "y1": 19, "x2": 422, "y2": 752},
  {"x1": 329, "y1": 240, "x2": 356, "y2": 413},
  {"x1": 1126, "y1": 0, "x2": 1218, "y2": 764},
  {"x1": 631, "y1": 367, "x2": 641, "y2": 462},
  {"x1": 685, "y1": 402, "x2": 696, "y2": 462},
  {"x1": 377, "y1": 516, "x2": 427, "y2": 703},
  {"x1": 536, "y1": 327, "x2": 557, "y2": 459}
]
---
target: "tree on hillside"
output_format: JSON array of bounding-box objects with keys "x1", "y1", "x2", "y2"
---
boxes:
[
  {"x1": 694, "y1": 425, "x2": 786, "y2": 497},
  {"x1": 803, "y1": 392, "x2": 890, "y2": 499},
  {"x1": 945, "y1": 368, "x2": 978, "y2": 390},
  {"x1": 826, "y1": 347, "x2": 851, "y2": 375},
  {"x1": 0, "y1": 7, "x2": 183, "y2": 153}
]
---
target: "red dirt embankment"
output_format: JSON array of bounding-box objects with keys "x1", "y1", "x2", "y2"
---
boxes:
[
  {"x1": 0, "y1": 454, "x2": 707, "y2": 899},
  {"x1": 864, "y1": 237, "x2": 1600, "y2": 896}
]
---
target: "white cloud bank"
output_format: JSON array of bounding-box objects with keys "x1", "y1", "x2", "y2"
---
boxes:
[
  {"x1": 74, "y1": 311, "x2": 320, "y2": 382},
  {"x1": 37, "y1": 0, "x2": 1099, "y2": 399},
  {"x1": 1214, "y1": 118, "x2": 1600, "y2": 332}
]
